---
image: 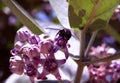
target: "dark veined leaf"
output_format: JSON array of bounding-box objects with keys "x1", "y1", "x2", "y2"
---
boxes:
[{"x1": 68, "y1": 0, "x2": 120, "y2": 30}]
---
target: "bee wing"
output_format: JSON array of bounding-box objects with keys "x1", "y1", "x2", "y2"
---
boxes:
[{"x1": 36, "y1": 20, "x2": 63, "y2": 38}]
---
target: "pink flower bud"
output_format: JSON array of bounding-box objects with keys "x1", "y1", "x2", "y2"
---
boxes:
[
  {"x1": 17, "y1": 28, "x2": 32, "y2": 42},
  {"x1": 21, "y1": 44, "x2": 40, "y2": 59},
  {"x1": 9, "y1": 56, "x2": 24, "y2": 75},
  {"x1": 39, "y1": 39, "x2": 54, "y2": 56},
  {"x1": 10, "y1": 41, "x2": 23, "y2": 55},
  {"x1": 28, "y1": 35, "x2": 41, "y2": 44}
]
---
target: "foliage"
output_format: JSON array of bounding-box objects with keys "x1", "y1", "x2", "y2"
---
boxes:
[{"x1": 69, "y1": 0, "x2": 119, "y2": 29}]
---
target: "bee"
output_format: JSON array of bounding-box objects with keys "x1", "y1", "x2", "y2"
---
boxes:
[{"x1": 56, "y1": 28, "x2": 72, "y2": 41}]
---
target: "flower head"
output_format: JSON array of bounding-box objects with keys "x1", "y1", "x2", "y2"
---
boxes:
[
  {"x1": 88, "y1": 44, "x2": 119, "y2": 83},
  {"x1": 10, "y1": 28, "x2": 71, "y2": 82},
  {"x1": 89, "y1": 43, "x2": 116, "y2": 59}
]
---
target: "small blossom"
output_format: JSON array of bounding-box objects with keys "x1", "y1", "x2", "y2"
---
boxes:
[
  {"x1": 24, "y1": 63, "x2": 37, "y2": 77},
  {"x1": 55, "y1": 36, "x2": 67, "y2": 48},
  {"x1": 89, "y1": 43, "x2": 116, "y2": 59},
  {"x1": 37, "y1": 57, "x2": 66, "y2": 80},
  {"x1": 10, "y1": 41, "x2": 23, "y2": 55},
  {"x1": 9, "y1": 55, "x2": 24, "y2": 75},
  {"x1": 39, "y1": 39, "x2": 54, "y2": 56},
  {"x1": 20, "y1": 44, "x2": 40, "y2": 59},
  {"x1": 28, "y1": 35, "x2": 41, "y2": 44},
  {"x1": 17, "y1": 28, "x2": 32, "y2": 42}
]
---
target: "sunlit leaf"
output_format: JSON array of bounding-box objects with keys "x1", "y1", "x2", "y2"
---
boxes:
[
  {"x1": 49, "y1": 0, "x2": 71, "y2": 29},
  {"x1": 68, "y1": 0, "x2": 120, "y2": 30}
]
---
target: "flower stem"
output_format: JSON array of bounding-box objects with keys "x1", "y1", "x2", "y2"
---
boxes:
[
  {"x1": 83, "y1": 53, "x2": 120, "y2": 65},
  {"x1": 74, "y1": 63, "x2": 84, "y2": 83},
  {"x1": 79, "y1": 31, "x2": 86, "y2": 61},
  {"x1": 84, "y1": 30, "x2": 98, "y2": 57},
  {"x1": 74, "y1": 0, "x2": 102, "y2": 83}
]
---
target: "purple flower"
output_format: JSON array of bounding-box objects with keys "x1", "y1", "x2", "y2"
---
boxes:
[
  {"x1": 39, "y1": 39, "x2": 54, "y2": 56},
  {"x1": 24, "y1": 63, "x2": 37, "y2": 77},
  {"x1": 10, "y1": 41, "x2": 23, "y2": 55},
  {"x1": 88, "y1": 56, "x2": 120, "y2": 83},
  {"x1": 53, "y1": 38, "x2": 70, "y2": 59},
  {"x1": 28, "y1": 35, "x2": 41, "y2": 44},
  {"x1": 9, "y1": 28, "x2": 71, "y2": 83},
  {"x1": 20, "y1": 44, "x2": 40, "y2": 59},
  {"x1": 55, "y1": 37, "x2": 67, "y2": 48},
  {"x1": 89, "y1": 43, "x2": 116, "y2": 59},
  {"x1": 9, "y1": 55, "x2": 24, "y2": 75},
  {"x1": 88, "y1": 44, "x2": 118, "y2": 83},
  {"x1": 17, "y1": 28, "x2": 32, "y2": 42},
  {"x1": 89, "y1": 62, "x2": 120, "y2": 83},
  {"x1": 22, "y1": 55, "x2": 41, "y2": 83},
  {"x1": 111, "y1": 61, "x2": 120, "y2": 82},
  {"x1": 88, "y1": 64, "x2": 109, "y2": 83},
  {"x1": 37, "y1": 57, "x2": 66, "y2": 80}
]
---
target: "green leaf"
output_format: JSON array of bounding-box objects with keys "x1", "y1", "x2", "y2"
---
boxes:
[
  {"x1": 68, "y1": 0, "x2": 120, "y2": 30},
  {"x1": 2, "y1": 0, "x2": 44, "y2": 35},
  {"x1": 88, "y1": 19, "x2": 106, "y2": 32}
]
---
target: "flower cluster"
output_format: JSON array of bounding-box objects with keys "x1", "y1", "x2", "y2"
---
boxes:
[
  {"x1": 88, "y1": 44, "x2": 120, "y2": 83},
  {"x1": 9, "y1": 28, "x2": 71, "y2": 83},
  {"x1": 89, "y1": 43, "x2": 116, "y2": 59},
  {"x1": 88, "y1": 60, "x2": 120, "y2": 83}
]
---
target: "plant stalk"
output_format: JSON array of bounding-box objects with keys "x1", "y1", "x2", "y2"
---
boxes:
[
  {"x1": 74, "y1": 63, "x2": 84, "y2": 83},
  {"x1": 74, "y1": 1, "x2": 102, "y2": 83},
  {"x1": 83, "y1": 53, "x2": 120, "y2": 65},
  {"x1": 79, "y1": 31, "x2": 86, "y2": 61},
  {"x1": 84, "y1": 30, "x2": 98, "y2": 57}
]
